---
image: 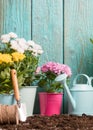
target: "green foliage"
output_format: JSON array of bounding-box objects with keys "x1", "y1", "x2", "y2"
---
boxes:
[
  {"x1": 90, "y1": 38, "x2": 93, "y2": 44},
  {"x1": 21, "y1": 51, "x2": 39, "y2": 86},
  {"x1": 0, "y1": 32, "x2": 43, "y2": 93},
  {"x1": 35, "y1": 71, "x2": 64, "y2": 93},
  {"x1": 0, "y1": 63, "x2": 25, "y2": 94}
]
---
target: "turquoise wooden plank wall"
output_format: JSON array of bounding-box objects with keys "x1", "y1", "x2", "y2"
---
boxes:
[
  {"x1": 0, "y1": 0, "x2": 93, "y2": 113},
  {"x1": 64, "y1": 0, "x2": 93, "y2": 112}
]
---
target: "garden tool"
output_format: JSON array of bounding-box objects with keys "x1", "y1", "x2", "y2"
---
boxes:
[
  {"x1": 11, "y1": 69, "x2": 27, "y2": 122},
  {"x1": 55, "y1": 73, "x2": 93, "y2": 115},
  {"x1": 0, "y1": 69, "x2": 27, "y2": 124}
]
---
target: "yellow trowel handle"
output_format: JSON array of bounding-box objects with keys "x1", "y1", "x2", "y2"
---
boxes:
[{"x1": 11, "y1": 69, "x2": 20, "y2": 102}]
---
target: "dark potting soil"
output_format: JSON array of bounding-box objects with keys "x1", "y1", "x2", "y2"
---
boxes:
[{"x1": 0, "y1": 114, "x2": 93, "y2": 130}]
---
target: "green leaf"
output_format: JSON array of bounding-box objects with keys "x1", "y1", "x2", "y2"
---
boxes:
[{"x1": 90, "y1": 38, "x2": 93, "y2": 44}]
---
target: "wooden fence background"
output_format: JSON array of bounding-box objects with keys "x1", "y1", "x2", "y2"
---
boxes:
[{"x1": 0, "y1": 0, "x2": 93, "y2": 113}]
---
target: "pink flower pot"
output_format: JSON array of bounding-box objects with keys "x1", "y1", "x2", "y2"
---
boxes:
[{"x1": 39, "y1": 92, "x2": 63, "y2": 116}]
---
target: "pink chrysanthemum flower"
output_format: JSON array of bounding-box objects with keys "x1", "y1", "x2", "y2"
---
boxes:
[
  {"x1": 36, "y1": 61, "x2": 72, "y2": 93},
  {"x1": 41, "y1": 62, "x2": 72, "y2": 77}
]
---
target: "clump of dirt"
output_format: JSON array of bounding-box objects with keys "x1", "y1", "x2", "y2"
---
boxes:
[{"x1": 0, "y1": 114, "x2": 93, "y2": 130}]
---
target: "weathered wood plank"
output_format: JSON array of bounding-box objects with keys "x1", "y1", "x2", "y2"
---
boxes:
[
  {"x1": 0, "y1": 0, "x2": 31, "y2": 40},
  {"x1": 32, "y1": 0, "x2": 63, "y2": 114},
  {"x1": 0, "y1": 0, "x2": 4, "y2": 36},
  {"x1": 32, "y1": 0, "x2": 63, "y2": 64},
  {"x1": 64, "y1": 0, "x2": 93, "y2": 113}
]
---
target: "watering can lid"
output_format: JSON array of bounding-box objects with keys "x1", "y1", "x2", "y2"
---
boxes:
[{"x1": 70, "y1": 74, "x2": 93, "y2": 91}]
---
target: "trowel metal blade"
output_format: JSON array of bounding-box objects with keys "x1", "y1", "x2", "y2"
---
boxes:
[{"x1": 17, "y1": 103, "x2": 27, "y2": 122}]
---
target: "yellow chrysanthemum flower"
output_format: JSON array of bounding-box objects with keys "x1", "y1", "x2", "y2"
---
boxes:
[
  {"x1": 11, "y1": 52, "x2": 25, "y2": 62},
  {"x1": 0, "y1": 54, "x2": 3, "y2": 64},
  {"x1": 0, "y1": 54, "x2": 13, "y2": 64}
]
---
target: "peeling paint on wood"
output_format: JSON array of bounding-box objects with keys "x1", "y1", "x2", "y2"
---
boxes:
[
  {"x1": 64, "y1": 0, "x2": 93, "y2": 113},
  {"x1": 32, "y1": 0, "x2": 63, "y2": 64},
  {"x1": 0, "y1": 0, "x2": 4, "y2": 36},
  {"x1": 0, "y1": 0, "x2": 31, "y2": 40}
]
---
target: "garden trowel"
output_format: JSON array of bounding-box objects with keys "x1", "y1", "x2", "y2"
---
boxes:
[{"x1": 11, "y1": 69, "x2": 27, "y2": 122}]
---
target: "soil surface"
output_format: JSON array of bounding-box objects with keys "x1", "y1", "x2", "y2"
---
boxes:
[{"x1": 0, "y1": 114, "x2": 93, "y2": 130}]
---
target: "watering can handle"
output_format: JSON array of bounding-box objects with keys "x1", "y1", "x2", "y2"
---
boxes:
[
  {"x1": 73, "y1": 74, "x2": 91, "y2": 86},
  {"x1": 90, "y1": 77, "x2": 93, "y2": 86}
]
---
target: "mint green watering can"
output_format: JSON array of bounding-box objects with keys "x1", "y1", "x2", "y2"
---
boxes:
[{"x1": 55, "y1": 74, "x2": 93, "y2": 115}]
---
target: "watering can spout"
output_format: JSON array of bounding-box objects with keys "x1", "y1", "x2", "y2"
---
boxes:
[
  {"x1": 55, "y1": 74, "x2": 76, "y2": 110},
  {"x1": 64, "y1": 80, "x2": 76, "y2": 109}
]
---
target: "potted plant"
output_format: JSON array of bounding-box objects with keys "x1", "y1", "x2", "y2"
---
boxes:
[
  {"x1": 16, "y1": 39, "x2": 43, "y2": 117},
  {"x1": 0, "y1": 32, "x2": 43, "y2": 116},
  {"x1": 0, "y1": 32, "x2": 25, "y2": 104},
  {"x1": 35, "y1": 61, "x2": 72, "y2": 116}
]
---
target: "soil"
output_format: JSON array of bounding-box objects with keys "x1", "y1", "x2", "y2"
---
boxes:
[{"x1": 0, "y1": 114, "x2": 93, "y2": 130}]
